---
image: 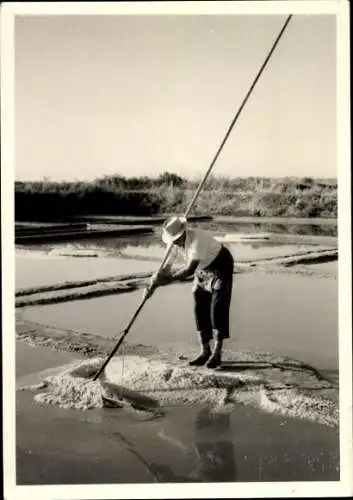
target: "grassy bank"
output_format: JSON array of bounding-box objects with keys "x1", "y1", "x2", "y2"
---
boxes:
[{"x1": 15, "y1": 173, "x2": 337, "y2": 221}]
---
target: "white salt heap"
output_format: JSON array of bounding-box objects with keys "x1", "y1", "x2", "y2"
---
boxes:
[
  {"x1": 28, "y1": 360, "x2": 123, "y2": 411},
  {"x1": 34, "y1": 375, "x2": 106, "y2": 410},
  {"x1": 234, "y1": 388, "x2": 338, "y2": 428},
  {"x1": 23, "y1": 355, "x2": 338, "y2": 427},
  {"x1": 103, "y1": 356, "x2": 257, "y2": 407},
  {"x1": 264, "y1": 389, "x2": 339, "y2": 427}
]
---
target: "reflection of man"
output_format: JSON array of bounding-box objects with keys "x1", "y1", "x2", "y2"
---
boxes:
[
  {"x1": 191, "y1": 408, "x2": 236, "y2": 482},
  {"x1": 144, "y1": 216, "x2": 234, "y2": 368}
]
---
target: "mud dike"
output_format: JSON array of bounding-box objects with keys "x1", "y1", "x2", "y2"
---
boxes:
[
  {"x1": 20, "y1": 355, "x2": 338, "y2": 428},
  {"x1": 15, "y1": 245, "x2": 337, "y2": 309}
]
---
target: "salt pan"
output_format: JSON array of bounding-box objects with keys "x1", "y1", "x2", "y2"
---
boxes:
[{"x1": 25, "y1": 355, "x2": 339, "y2": 427}]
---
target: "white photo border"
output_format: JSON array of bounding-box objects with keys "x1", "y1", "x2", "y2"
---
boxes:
[{"x1": 1, "y1": 1, "x2": 351, "y2": 499}]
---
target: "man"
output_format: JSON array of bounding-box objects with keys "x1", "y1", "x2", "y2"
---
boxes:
[{"x1": 144, "y1": 216, "x2": 234, "y2": 369}]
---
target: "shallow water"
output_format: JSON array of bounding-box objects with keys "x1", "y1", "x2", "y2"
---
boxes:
[
  {"x1": 15, "y1": 253, "x2": 159, "y2": 289},
  {"x1": 16, "y1": 340, "x2": 339, "y2": 484},
  {"x1": 16, "y1": 217, "x2": 337, "y2": 254},
  {"x1": 21, "y1": 269, "x2": 338, "y2": 371},
  {"x1": 16, "y1": 228, "x2": 334, "y2": 290},
  {"x1": 15, "y1": 220, "x2": 340, "y2": 485},
  {"x1": 16, "y1": 225, "x2": 338, "y2": 373},
  {"x1": 16, "y1": 386, "x2": 339, "y2": 484},
  {"x1": 16, "y1": 342, "x2": 79, "y2": 378}
]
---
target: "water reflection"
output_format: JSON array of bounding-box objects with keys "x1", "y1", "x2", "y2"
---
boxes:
[
  {"x1": 20, "y1": 233, "x2": 333, "y2": 265},
  {"x1": 191, "y1": 407, "x2": 237, "y2": 482},
  {"x1": 111, "y1": 406, "x2": 237, "y2": 482},
  {"x1": 18, "y1": 220, "x2": 337, "y2": 256},
  {"x1": 203, "y1": 221, "x2": 337, "y2": 237},
  {"x1": 114, "y1": 430, "x2": 191, "y2": 482}
]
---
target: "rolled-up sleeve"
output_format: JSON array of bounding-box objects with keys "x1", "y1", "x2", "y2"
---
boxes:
[
  {"x1": 164, "y1": 245, "x2": 182, "y2": 271},
  {"x1": 186, "y1": 238, "x2": 200, "y2": 266}
]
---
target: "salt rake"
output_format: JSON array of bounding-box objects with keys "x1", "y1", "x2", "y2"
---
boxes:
[{"x1": 92, "y1": 14, "x2": 293, "y2": 382}]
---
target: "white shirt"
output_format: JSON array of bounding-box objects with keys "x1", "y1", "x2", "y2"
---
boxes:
[{"x1": 180, "y1": 228, "x2": 222, "y2": 269}]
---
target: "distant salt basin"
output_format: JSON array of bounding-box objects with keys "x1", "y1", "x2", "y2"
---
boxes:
[
  {"x1": 215, "y1": 233, "x2": 271, "y2": 242},
  {"x1": 15, "y1": 252, "x2": 158, "y2": 289},
  {"x1": 16, "y1": 246, "x2": 106, "y2": 259},
  {"x1": 48, "y1": 249, "x2": 104, "y2": 258}
]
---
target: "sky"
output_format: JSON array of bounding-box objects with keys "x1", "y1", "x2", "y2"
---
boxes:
[{"x1": 15, "y1": 13, "x2": 337, "y2": 181}]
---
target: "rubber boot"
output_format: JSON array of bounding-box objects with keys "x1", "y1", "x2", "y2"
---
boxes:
[
  {"x1": 189, "y1": 343, "x2": 212, "y2": 366},
  {"x1": 206, "y1": 340, "x2": 223, "y2": 369}
]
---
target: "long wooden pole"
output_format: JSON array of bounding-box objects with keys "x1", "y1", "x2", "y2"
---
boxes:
[{"x1": 92, "y1": 15, "x2": 293, "y2": 381}]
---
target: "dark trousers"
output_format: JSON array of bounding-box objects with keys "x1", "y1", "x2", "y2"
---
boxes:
[{"x1": 193, "y1": 246, "x2": 234, "y2": 343}]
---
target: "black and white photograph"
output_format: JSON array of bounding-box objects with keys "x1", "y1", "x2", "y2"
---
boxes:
[{"x1": 1, "y1": 1, "x2": 352, "y2": 499}]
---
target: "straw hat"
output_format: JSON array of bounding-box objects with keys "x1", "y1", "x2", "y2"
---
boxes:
[{"x1": 161, "y1": 216, "x2": 187, "y2": 245}]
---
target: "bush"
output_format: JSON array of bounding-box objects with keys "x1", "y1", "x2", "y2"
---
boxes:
[{"x1": 15, "y1": 173, "x2": 337, "y2": 221}]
